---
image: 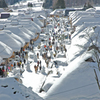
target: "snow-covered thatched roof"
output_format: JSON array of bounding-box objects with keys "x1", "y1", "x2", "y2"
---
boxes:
[{"x1": 0, "y1": 77, "x2": 44, "y2": 100}]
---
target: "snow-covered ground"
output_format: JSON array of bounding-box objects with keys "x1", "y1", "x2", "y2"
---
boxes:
[{"x1": 0, "y1": 77, "x2": 43, "y2": 100}]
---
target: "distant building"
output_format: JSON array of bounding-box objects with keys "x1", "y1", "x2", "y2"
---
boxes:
[{"x1": 0, "y1": 12, "x2": 10, "y2": 18}]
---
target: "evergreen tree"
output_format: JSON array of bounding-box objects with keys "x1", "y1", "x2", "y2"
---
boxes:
[
  {"x1": 5, "y1": 0, "x2": 23, "y2": 5},
  {"x1": 28, "y1": 2, "x2": 33, "y2": 7},
  {"x1": 53, "y1": 0, "x2": 65, "y2": 10},
  {"x1": 87, "y1": 2, "x2": 93, "y2": 8},
  {"x1": 0, "y1": 0, "x2": 8, "y2": 8},
  {"x1": 43, "y1": 0, "x2": 52, "y2": 9},
  {"x1": 83, "y1": 1, "x2": 93, "y2": 10},
  {"x1": 83, "y1": 2, "x2": 88, "y2": 10}
]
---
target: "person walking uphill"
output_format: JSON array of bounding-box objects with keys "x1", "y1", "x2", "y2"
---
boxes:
[
  {"x1": 40, "y1": 60, "x2": 41, "y2": 66},
  {"x1": 37, "y1": 53, "x2": 39, "y2": 59},
  {"x1": 24, "y1": 58, "x2": 26, "y2": 64},
  {"x1": 37, "y1": 61, "x2": 39, "y2": 66},
  {"x1": 34, "y1": 65, "x2": 38, "y2": 73},
  {"x1": 10, "y1": 63, "x2": 13, "y2": 71}
]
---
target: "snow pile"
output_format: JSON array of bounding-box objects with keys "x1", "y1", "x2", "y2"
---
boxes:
[
  {"x1": 44, "y1": 53, "x2": 100, "y2": 100},
  {"x1": 0, "y1": 77, "x2": 43, "y2": 100}
]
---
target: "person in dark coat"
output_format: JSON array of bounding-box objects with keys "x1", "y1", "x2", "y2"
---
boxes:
[
  {"x1": 0, "y1": 68, "x2": 3, "y2": 77},
  {"x1": 37, "y1": 61, "x2": 39, "y2": 66},
  {"x1": 14, "y1": 62, "x2": 16, "y2": 68},
  {"x1": 2, "y1": 67, "x2": 5, "y2": 77},
  {"x1": 24, "y1": 59, "x2": 26, "y2": 64},
  {"x1": 40, "y1": 60, "x2": 41, "y2": 66},
  {"x1": 37, "y1": 53, "x2": 39, "y2": 59},
  {"x1": 54, "y1": 61, "x2": 57, "y2": 67},
  {"x1": 39, "y1": 65, "x2": 41, "y2": 71},
  {"x1": 22, "y1": 64, "x2": 24, "y2": 69}
]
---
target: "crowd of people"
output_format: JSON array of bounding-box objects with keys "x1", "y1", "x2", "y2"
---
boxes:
[
  {"x1": 32, "y1": 20, "x2": 69, "y2": 74},
  {"x1": 0, "y1": 46, "x2": 28, "y2": 78},
  {"x1": 0, "y1": 16, "x2": 72, "y2": 79}
]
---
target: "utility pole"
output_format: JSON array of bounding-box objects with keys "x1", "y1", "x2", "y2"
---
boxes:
[{"x1": 94, "y1": 69, "x2": 100, "y2": 90}]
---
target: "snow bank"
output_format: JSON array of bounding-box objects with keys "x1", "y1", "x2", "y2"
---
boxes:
[
  {"x1": 0, "y1": 77, "x2": 44, "y2": 100},
  {"x1": 44, "y1": 53, "x2": 100, "y2": 100}
]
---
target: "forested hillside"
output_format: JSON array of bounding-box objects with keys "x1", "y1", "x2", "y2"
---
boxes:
[
  {"x1": 0, "y1": 0, "x2": 7, "y2": 8},
  {"x1": 64, "y1": 0, "x2": 100, "y2": 7},
  {"x1": 5, "y1": 0, "x2": 23, "y2": 5},
  {"x1": 43, "y1": 0, "x2": 52, "y2": 9},
  {"x1": 43, "y1": 0, "x2": 100, "y2": 9}
]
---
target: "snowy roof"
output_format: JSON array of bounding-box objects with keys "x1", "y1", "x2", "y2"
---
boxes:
[
  {"x1": 95, "y1": 7, "x2": 100, "y2": 10},
  {"x1": 0, "y1": 24, "x2": 6, "y2": 30},
  {"x1": 69, "y1": 25, "x2": 100, "y2": 64},
  {"x1": 50, "y1": 9, "x2": 65, "y2": 15},
  {"x1": 4, "y1": 26, "x2": 31, "y2": 42},
  {"x1": 19, "y1": 27, "x2": 35, "y2": 39},
  {"x1": 21, "y1": 24, "x2": 37, "y2": 33},
  {"x1": 86, "y1": 8, "x2": 96, "y2": 12},
  {"x1": 44, "y1": 25, "x2": 100, "y2": 100},
  {"x1": 37, "y1": 15, "x2": 46, "y2": 19},
  {"x1": 0, "y1": 77, "x2": 44, "y2": 100},
  {"x1": 33, "y1": 17, "x2": 43, "y2": 27},
  {"x1": 0, "y1": 31, "x2": 21, "y2": 52},
  {"x1": 73, "y1": 16, "x2": 100, "y2": 26},
  {"x1": 72, "y1": 22, "x2": 100, "y2": 39},
  {"x1": 0, "y1": 8, "x2": 6, "y2": 13},
  {"x1": 69, "y1": 10, "x2": 96, "y2": 21},
  {"x1": 3, "y1": 30, "x2": 25, "y2": 47},
  {"x1": 31, "y1": 21, "x2": 41, "y2": 33},
  {"x1": 44, "y1": 55, "x2": 100, "y2": 100},
  {"x1": 0, "y1": 41, "x2": 13, "y2": 58}
]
